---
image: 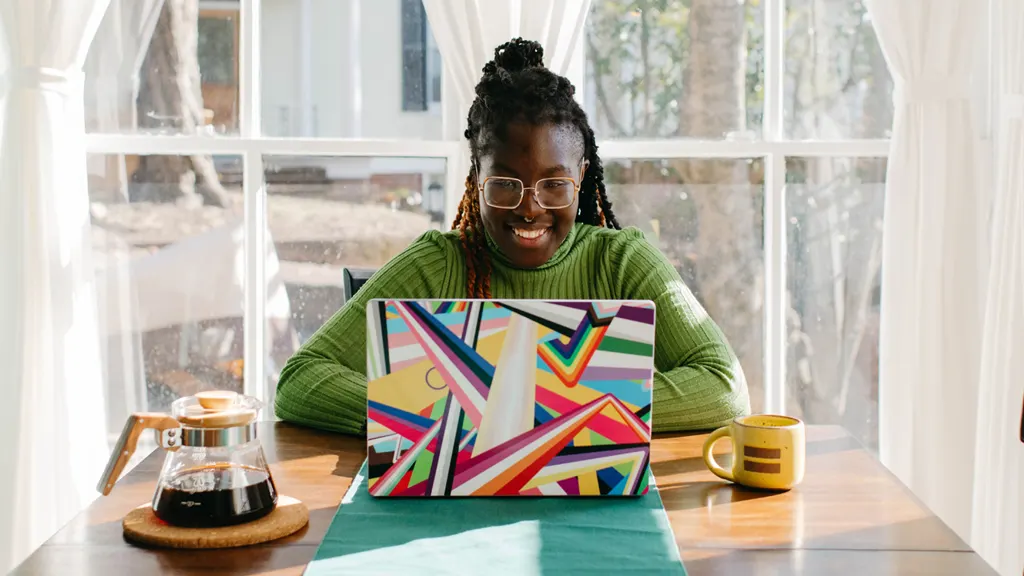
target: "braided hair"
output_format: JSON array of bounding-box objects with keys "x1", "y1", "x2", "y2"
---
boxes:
[{"x1": 450, "y1": 38, "x2": 620, "y2": 298}]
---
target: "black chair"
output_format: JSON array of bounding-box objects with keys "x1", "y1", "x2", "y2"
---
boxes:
[{"x1": 342, "y1": 267, "x2": 377, "y2": 304}]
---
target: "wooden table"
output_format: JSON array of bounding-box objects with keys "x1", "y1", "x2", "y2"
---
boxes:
[{"x1": 14, "y1": 423, "x2": 995, "y2": 575}]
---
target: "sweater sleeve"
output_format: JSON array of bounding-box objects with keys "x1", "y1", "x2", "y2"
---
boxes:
[
  {"x1": 274, "y1": 230, "x2": 457, "y2": 434},
  {"x1": 610, "y1": 228, "x2": 751, "y2": 432}
]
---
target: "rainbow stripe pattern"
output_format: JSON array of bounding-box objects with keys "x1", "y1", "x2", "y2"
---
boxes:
[{"x1": 365, "y1": 299, "x2": 656, "y2": 497}]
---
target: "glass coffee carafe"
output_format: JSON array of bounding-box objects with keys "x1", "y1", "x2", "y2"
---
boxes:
[{"x1": 98, "y1": 390, "x2": 278, "y2": 528}]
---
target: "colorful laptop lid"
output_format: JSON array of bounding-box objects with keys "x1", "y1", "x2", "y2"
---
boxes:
[{"x1": 365, "y1": 299, "x2": 656, "y2": 497}]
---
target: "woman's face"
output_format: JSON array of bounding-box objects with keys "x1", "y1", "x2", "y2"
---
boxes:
[{"x1": 476, "y1": 122, "x2": 587, "y2": 269}]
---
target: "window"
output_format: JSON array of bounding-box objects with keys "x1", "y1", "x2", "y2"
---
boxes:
[
  {"x1": 198, "y1": 14, "x2": 238, "y2": 86},
  {"x1": 198, "y1": 9, "x2": 240, "y2": 131},
  {"x1": 586, "y1": 0, "x2": 893, "y2": 444},
  {"x1": 84, "y1": 0, "x2": 454, "y2": 443},
  {"x1": 425, "y1": 17, "x2": 443, "y2": 110},
  {"x1": 585, "y1": 1, "x2": 765, "y2": 139},
  {"x1": 84, "y1": 0, "x2": 973, "y2": 456},
  {"x1": 401, "y1": 0, "x2": 428, "y2": 112},
  {"x1": 787, "y1": 157, "x2": 886, "y2": 450},
  {"x1": 400, "y1": 0, "x2": 442, "y2": 113},
  {"x1": 256, "y1": 0, "x2": 444, "y2": 138},
  {"x1": 84, "y1": 1, "x2": 241, "y2": 134},
  {"x1": 783, "y1": 1, "x2": 893, "y2": 139}
]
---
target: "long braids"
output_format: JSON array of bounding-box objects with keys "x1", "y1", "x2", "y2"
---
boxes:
[
  {"x1": 452, "y1": 38, "x2": 619, "y2": 298},
  {"x1": 451, "y1": 174, "x2": 493, "y2": 298}
]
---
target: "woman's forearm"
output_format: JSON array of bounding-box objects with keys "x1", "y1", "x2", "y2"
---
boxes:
[
  {"x1": 651, "y1": 364, "x2": 750, "y2": 433},
  {"x1": 275, "y1": 348, "x2": 367, "y2": 435}
]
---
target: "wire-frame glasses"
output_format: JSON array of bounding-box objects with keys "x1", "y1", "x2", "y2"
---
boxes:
[{"x1": 479, "y1": 162, "x2": 585, "y2": 210}]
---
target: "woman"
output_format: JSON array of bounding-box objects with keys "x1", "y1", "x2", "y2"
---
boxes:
[{"x1": 275, "y1": 38, "x2": 750, "y2": 435}]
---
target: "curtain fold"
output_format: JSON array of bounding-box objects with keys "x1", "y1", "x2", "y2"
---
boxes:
[
  {"x1": 865, "y1": 0, "x2": 983, "y2": 542},
  {"x1": 82, "y1": 0, "x2": 165, "y2": 205},
  {"x1": 421, "y1": 0, "x2": 591, "y2": 218},
  {"x1": 83, "y1": 0, "x2": 165, "y2": 132},
  {"x1": 0, "y1": 0, "x2": 113, "y2": 572},
  {"x1": 971, "y1": 2, "x2": 1024, "y2": 574}
]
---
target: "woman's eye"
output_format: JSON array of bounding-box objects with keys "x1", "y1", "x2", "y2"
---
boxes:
[{"x1": 542, "y1": 180, "x2": 569, "y2": 189}]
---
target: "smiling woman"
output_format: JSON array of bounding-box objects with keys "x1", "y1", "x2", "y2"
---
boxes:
[{"x1": 273, "y1": 38, "x2": 751, "y2": 436}]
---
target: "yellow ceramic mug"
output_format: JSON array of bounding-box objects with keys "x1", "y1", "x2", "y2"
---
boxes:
[{"x1": 701, "y1": 414, "x2": 805, "y2": 491}]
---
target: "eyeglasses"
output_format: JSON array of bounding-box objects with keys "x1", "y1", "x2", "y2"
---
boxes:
[{"x1": 479, "y1": 162, "x2": 585, "y2": 210}]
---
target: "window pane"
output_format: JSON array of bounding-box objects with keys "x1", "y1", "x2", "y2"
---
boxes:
[
  {"x1": 88, "y1": 153, "x2": 244, "y2": 443},
  {"x1": 585, "y1": 2, "x2": 764, "y2": 139},
  {"x1": 260, "y1": 0, "x2": 443, "y2": 138},
  {"x1": 264, "y1": 156, "x2": 447, "y2": 381},
  {"x1": 786, "y1": 157, "x2": 886, "y2": 452},
  {"x1": 603, "y1": 158, "x2": 766, "y2": 412},
  {"x1": 84, "y1": 1, "x2": 240, "y2": 134},
  {"x1": 400, "y1": 0, "x2": 428, "y2": 112},
  {"x1": 784, "y1": 0, "x2": 893, "y2": 139}
]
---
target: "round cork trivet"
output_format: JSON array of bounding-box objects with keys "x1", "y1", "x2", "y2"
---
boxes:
[{"x1": 122, "y1": 495, "x2": 308, "y2": 549}]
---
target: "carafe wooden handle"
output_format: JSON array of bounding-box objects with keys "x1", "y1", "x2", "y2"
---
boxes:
[{"x1": 97, "y1": 413, "x2": 180, "y2": 496}]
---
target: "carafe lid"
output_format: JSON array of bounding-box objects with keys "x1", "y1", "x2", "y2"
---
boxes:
[{"x1": 172, "y1": 390, "x2": 262, "y2": 429}]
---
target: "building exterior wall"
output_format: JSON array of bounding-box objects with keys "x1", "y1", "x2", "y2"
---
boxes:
[{"x1": 262, "y1": 0, "x2": 441, "y2": 140}]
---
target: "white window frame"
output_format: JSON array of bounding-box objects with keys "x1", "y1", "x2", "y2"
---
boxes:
[{"x1": 84, "y1": 0, "x2": 993, "y2": 416}]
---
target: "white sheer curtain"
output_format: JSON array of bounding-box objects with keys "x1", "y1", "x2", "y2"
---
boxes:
[
  {"x1": 0, "y1": 0, "x2": 112, "y2": 572},
  {"x1": 0, "y1": 27, "x2": 7, "y2": 140},
  {"x1": 421, "y1": 0, "x2": 591, "y2": 211},
  {"x1": 83, "y1": 0, "x2": 163, "y2": 447},
  {"x1": 971, "y1": 2, "x2": 1024, "y2": 574},
  {"x1": 83, "y1": 0, "x2": 164, "y2": 132},
  {"x1": 82, "y1": 0, "x2": 165, "y2": 205},
  {"x1": 865, "y1": 0, "x2": 984, "y2": 541}
]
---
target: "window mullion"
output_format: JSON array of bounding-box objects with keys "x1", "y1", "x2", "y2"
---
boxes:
[
  {"x1": 764, "y1": 0, "x2": 785, "y2": 142},
  {"x1": 240, "y1": 0, "x2": 266, "y2": 403},
  {"x1": 763, "y1": 0, "x2": 787, "y2": 415},
  {"x1": 240, "y1": 0, "x2": 260, "y2": 138},
  {"x1": 243, "y1": 151, "x2": 268, "y2": 406},
  {"x1": 764, "y1": 152, "x2": 788, "y2": 415}
]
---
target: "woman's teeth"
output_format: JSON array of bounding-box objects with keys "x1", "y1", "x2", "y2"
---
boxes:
[{"x1": 513, "y1": 228, "x2": 547, "y2": 240}]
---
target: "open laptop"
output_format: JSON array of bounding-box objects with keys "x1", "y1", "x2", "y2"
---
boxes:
[{"x1": 365, "y1": 299, "x2": 656, "y2": 497}]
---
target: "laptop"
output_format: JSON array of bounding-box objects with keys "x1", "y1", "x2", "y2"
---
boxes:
[{"x1": 365, "y1": 299, "x2": 656, "y2": 497}]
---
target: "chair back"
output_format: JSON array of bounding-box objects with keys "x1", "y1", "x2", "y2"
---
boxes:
[{"x1": 342, "y1": 267, "x2": 377, "y2": 304}]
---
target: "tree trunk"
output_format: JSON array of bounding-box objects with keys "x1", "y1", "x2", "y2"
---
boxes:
[
  {"x1": 675, "y1": 0, "x2": 764, "y2": 408},
  {"x1": 133, "y1": 0, "x2": 229, "y2": 207}
]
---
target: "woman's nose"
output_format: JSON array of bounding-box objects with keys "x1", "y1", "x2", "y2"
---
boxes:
[{"x1": 514, "y1": 189, "x2": 545, "y2": 220}]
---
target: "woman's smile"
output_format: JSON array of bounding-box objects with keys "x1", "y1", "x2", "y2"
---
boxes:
[{"x1": 510, "y1": 224, "x2": 550, "y2": 246}]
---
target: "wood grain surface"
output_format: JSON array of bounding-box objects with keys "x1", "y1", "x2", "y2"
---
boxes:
[{"x1": 12, "y1": 423, "x2": 995, "y2": 576}]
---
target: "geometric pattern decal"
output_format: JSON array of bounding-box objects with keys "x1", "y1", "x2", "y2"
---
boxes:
[{"x1": 366, "y1": 299, "x2": 656, "y2": 497}]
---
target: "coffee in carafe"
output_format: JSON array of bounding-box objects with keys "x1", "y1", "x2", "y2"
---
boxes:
[{"x1": 153, "y1": 463, "x2": 277, "y2": 527}]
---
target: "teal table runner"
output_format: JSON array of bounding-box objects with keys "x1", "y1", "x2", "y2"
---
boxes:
[{"x1": 306, "y1": 461, "x2": 686, "y2": 575}]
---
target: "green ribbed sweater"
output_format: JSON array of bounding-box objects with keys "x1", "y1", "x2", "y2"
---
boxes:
[{"x1": 275, "y1": 223, "x2": 750, "y2": 435}]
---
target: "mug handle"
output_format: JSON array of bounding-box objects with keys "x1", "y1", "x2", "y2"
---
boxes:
[{"x1": 702, "y1": 426, "x2": 734, "y2": 482}]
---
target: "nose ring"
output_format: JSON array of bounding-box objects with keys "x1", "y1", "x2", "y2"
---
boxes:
[{"x1": 524, "y1": 217, "x2": 534, "y2": 223}]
